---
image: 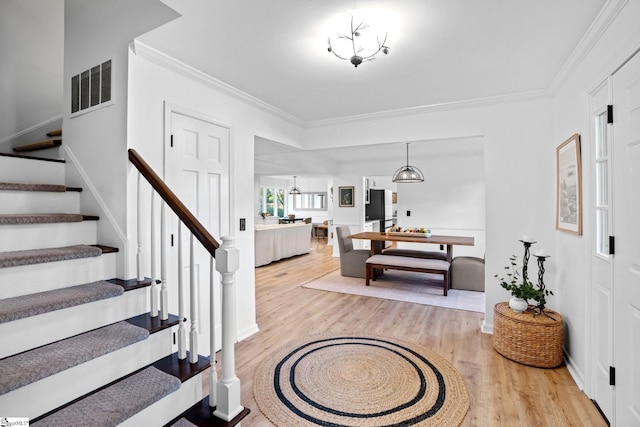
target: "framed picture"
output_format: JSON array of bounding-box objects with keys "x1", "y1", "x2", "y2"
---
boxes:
[
  {"x1": 339, "y1": 186, "x2": 354, "y2": 207},
  {"x1": 556, "y1": 134, "x2": 582, "y2": 235}
]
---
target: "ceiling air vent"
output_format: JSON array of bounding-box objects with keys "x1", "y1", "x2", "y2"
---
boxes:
[{"x1": 71, "y1": 59, "x2": 112, "y2": 116}]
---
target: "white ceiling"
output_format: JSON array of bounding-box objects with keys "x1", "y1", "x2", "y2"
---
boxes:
[
  {"x1": 139, "y1": 0, "x2": 607, "y2": 177},
  {"x1": 142, "y1": 0, "x2": 607, "y2": 123}
]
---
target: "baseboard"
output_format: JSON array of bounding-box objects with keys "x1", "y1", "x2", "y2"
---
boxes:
[
  {"x1": 481, "y1": 318, "x2": 493, "y2": 334},
  {"x1": 564, "y1": 349, "x2": 585, "y2": 391},
  {"x1": 237, "y1": 323, "x2": 259, "y2": 342}
]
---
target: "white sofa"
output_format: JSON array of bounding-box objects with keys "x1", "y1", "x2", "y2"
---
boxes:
[{"x1": 254, "y1": 223, "x2": 312, "y2": 267}]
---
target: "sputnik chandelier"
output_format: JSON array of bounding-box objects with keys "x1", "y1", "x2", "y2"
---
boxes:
[{"x1": 327, "y1": 15, "x2": 390, "y2": 67}]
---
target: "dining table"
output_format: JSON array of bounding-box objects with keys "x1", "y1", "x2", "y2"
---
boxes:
[{"x1": 349, "y1": 231, "x2": 475, "y2": 263}]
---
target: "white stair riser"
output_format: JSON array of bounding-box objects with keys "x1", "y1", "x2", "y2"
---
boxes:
[
  {"x1": 0, "y1": 253, "x2": 116, "y2": 299},
  {"x1": 120, "y1": 373, "x2": 205, "y2": 427},
  {"x1": 0, "y1": 157, "x2": 65, "y2": 185},
  {"x1": 0, "y1": 190, "x2": 80, "y2": 214},
  {"x1": 0, "y1": 326, "x2": 176, "y2": 420},
  {"x1": 0, "y1": 221, "x2": 97, "y2": 252},
  {"x1": 0, "y1": 287, "x2": 148, "y2": 359}
]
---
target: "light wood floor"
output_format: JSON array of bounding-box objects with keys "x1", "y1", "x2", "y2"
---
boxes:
[{"x1": 207, "y1": 239, "x2": 607, "y2": 426}]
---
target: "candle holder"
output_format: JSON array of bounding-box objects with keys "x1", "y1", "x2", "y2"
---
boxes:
[
  {"x1": 518, "y1": 239, "x2": 536, "y2": 282},
  {"x1": 533, "y1": 253, "x2": 556, "y2": 319}
]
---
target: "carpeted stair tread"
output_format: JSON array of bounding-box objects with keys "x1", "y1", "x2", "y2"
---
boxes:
[
  {"x1": 0, "y1": 280, "x2": 124, "y2": 324},
  {"x1": 0, "y1": 244, "x2": 102, "y2": 268},
  {"x1": 0, "y1": 321, "x2": 150, "y2": 395},
  {"x1": 32, "y1": 366, "x2": 181, "y2": 426},
  {"x1": 170, "y1": 418, "x2": 198, "y2": 427},
  {"x1": 0, "y1": 213, "x2": 90, "y2": 225},
  {"x1": 13, "y1": 139, "x2": 62, "y2": 153},
  {"x1": 0, "y1": 182, "x2": 67, "y2": 192}
]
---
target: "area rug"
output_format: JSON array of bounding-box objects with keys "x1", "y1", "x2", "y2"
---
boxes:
[
  {"x1": 301, "y1": 269, "x2": 485, "y2": 313},
  {"x1": 253, "y1": 333, "x2": 469, "y2": 426}
]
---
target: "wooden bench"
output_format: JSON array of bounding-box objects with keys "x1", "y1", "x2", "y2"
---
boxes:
[
  {"x1": 381, "y1": 248, "x2": 448, "y2": 261},
  {"x1": 365, "y1": 254, "x2": 451, "y2": 296}
]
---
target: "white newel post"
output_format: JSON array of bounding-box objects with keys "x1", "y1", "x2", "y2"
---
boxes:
[{"x1": 212, "y1": 236, "x2": 243, "y2": 421}]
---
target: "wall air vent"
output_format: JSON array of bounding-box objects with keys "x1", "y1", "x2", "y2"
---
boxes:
[{"x1": 71, "y1": 59, "x2": 112, "y2": 116}]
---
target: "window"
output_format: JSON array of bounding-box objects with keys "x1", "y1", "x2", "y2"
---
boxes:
[
  {"x1": 595, "y1": 111, "x2": 610, "y2": 256},
  {"x1": 259, "y1": 186, "x2": 284, "y2": 217}
]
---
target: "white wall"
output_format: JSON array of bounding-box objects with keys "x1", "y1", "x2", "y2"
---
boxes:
[
  {"x1": 63, "y1": 0, "x2": 179, "y2": 277},
  {"x1": 395, "y1": 150, "x2": 485, "y2": 259},
  {"x1": 127, "y1": 42, "x2": 305, "y2": 340},
  {"x1": 0, "y1": 0, "x2": 63, "y2": 144}
]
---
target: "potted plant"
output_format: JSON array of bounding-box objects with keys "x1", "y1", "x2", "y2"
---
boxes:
[{"x1": 495, "y1": 255, "x2": 541, "y2": 313}]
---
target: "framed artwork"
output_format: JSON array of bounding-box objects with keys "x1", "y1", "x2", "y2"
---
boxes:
[
  {"x1": 339, "y1": 186, "x2": 354, "y2": 207},
  {"x1": 556, "y1": 134, "x2": 582, "y2": 235}
]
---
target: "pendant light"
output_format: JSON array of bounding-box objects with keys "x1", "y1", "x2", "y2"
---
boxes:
[
  {"x1": 289, "y1": 175, "x2": 301, "y2": 195},
  {"x1": 392, "y1": 143, "x2": 424, "y2": 183}
]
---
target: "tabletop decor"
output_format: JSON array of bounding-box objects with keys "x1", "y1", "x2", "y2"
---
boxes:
[
  {"x1": 387, "y1": 226, "x2": 432, "y2": 237},
  {"x1": 495, "y1": 236, "x2": 554, "y2": 315},
  {"x1": 254, "y1": 333, "x2": 469, "y2": 426}
]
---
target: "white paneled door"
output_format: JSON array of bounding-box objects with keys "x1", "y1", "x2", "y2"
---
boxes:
[
  {"x1": 590, "y1": 79, "x2": 614, "y2": 422},
  {"x1": 167, "y1": 109, "x2": 230, "y2": 357},
  {"x1": 612, "y1": 50, "x2": 640, "y2": 426}
]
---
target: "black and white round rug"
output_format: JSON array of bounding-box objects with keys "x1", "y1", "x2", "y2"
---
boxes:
[{"x1": 253, "y1": 334, "x2": 469, "y2": 426}]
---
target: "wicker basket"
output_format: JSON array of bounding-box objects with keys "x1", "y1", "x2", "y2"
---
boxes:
[{"x1": 493, "y1": 302, "x2": 564, "y2": 368}]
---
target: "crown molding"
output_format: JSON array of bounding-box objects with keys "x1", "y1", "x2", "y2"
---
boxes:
[
  {"x1": 547, "y1": 0, "x2": 630, "y2": 94},
  {"x1": 304, "y1": 89, "x2": 550, "y2": 128},
  {"x1": 131, "y1": 40, "x2": 305, "y2": 127}
]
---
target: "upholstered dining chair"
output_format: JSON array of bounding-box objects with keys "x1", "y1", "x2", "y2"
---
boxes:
[{"x1": 336, "y1": 225, "x2": 370, "y2": 278}]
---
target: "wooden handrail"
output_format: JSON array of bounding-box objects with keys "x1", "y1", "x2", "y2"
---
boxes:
[{"x1": 129, "y1": 148, "x2": 219, "y2": 257}]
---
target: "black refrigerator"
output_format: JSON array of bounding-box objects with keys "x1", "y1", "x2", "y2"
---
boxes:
[{"x1": 366, "y1": 189, "x2": 395, "y2": 233}]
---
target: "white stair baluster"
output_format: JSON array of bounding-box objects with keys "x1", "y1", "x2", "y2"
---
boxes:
[
  {"x1": 209, "y1": 255, "x2": 218, "y2": 406},
  {"x1": 150, "y1": 191, "x2": 159, "y2": 317},
  {"x1": 160, "y1": 201, "x2": 168, "y2": 320},
  {"x1": 177, "y1": 223, "x2": 187, "y2": 359},
  {"x1": 189, "y1": 233, "x2": 199, "y2": 363},
  {"x1": 213, "y1": 236, "x2": 243, "y2": 421},
  {"x1": 136, "y1": 173, "x2": 143, "y2": 282}
]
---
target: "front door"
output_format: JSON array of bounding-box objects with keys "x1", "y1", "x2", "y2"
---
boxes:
[
  {"x1": 167, "y1": 108, "x2": 230, "y2": 356},
  {"x1": 612, "y1": 50, "x2": 640, "y2": 426}
]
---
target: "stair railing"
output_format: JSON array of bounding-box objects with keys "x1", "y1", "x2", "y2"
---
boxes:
[{"x1": 129, "y1": 148, "x2": 244, "y2": 422}]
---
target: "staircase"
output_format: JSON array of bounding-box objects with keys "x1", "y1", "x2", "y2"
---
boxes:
[{"x1": 0, "y1": 131, "x2": 245, "y2": 425}]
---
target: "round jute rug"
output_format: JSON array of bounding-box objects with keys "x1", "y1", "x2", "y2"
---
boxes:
[{"x1": 253, "y1": 334, "x2": 469, "y2": 426}]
